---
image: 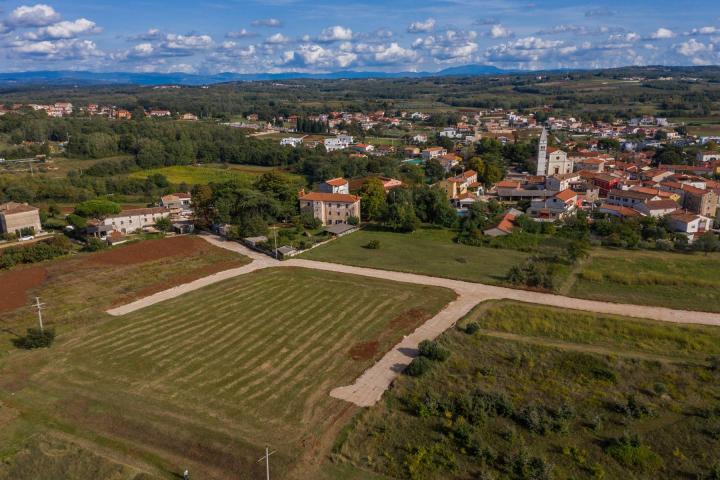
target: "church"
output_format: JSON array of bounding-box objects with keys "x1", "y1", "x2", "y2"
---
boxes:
[{"x1": 536, "y1": 128, "x2": 573, "y2": 176}]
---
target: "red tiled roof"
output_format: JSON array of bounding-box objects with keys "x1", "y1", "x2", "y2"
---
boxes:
[
  {"x1": 300, "y1": 192, "x2": 359, "y2": 203},
  {"x1": 325, "y1": 178, "x2": 348, "y2": 187},
  {"x1": 554, "y1": 189, "x2": 577, "y2": 202}
]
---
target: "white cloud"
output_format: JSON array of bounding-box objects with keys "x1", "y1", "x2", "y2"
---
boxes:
[
  {"x1": 252, "y1": 18, "x2": 282, "y2": 28},
  {"x1": 675, "y1": 38, "x2": 714, "y2": 56},
  {"x1": 407, "y1": 18, "x2": 435, "y2": 33},
  {"x1": 227, "y1": 28, "x2": 257, "y2": 39},
  {"x1": 319, "y1": 25, "x2": 353, "y2": 42},
  {"x1": 687, "y1": 26, "x2": 717, "y2": 36},
  {"x1": 490, "y1": 24, "x2": 513, "y2": 38},
  {"x1": 12, "y1": 38, "x2": 102, "y2": 59},
  {"x1": 650, "y1": 28, "x2": 674, "y2": 39},
  {"x1": 165, "y1": 33, "x2": 213, "y2": 50},
  {"x1": 373, "y1": 42, "x2": 418, "y2": 64},
  {"x1": 265, "y1": 33, "x2": 290, "y2": 44},
  {"x1": 31, "y1": 18, "x2": 101, "y2": 39},
  {"x1": 7, "y1": 4, "x2": 60, "y2": 28}
]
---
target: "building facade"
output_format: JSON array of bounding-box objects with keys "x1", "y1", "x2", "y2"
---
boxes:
[{"x1": 0, "y1": 202, "x2": 42, "y2": 235}]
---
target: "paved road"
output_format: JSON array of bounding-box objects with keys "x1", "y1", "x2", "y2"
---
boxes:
[{"x1": 106, "y1": 234, "x2": 720, "y2": 407}]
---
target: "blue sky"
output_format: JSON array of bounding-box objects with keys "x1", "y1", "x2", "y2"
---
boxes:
[{"x1": 0, "y1": 0, "x2": 718, "y2": 73}]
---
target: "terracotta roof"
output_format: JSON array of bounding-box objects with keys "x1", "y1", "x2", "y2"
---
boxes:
[
  {"x1": 300, "y1": 192, "x2": 360, "y2": 203},
  {"x1": 554, "y1": 189, "x2": 578, "y2": 202},
  {"x1": 324, "y1": 178, "x2": 348, "y2": 187},
  {"x1": 460, "y1": 169, "x2": 477, "y2": 178},
  {"x1": 0, "y1": 202, "x2": 38, "y2": 215},
  {"x1": 496, "y1": 180, "x2": 521, "y2": 189},
  {"x1": 599, "y1": 204, "x2": 641, "y2": 217},
  {"x1": 669, "y1": 212, "x2": 700, "y2": 223},
  {"x1": 495, "y1": 212, "x2": 517, "y2": 233},
  {"x1": 643, "y1": 199, "x2": 679, "y2": 210},
  {"x1": 106, "y1": 207, "x2": 169, "y2": 219}
]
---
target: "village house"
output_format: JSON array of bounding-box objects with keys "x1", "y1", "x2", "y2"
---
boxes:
[
  {"x1": 299, "y1": 178, "x2": 360, "y2": 226},
  {"x1": 633, "y1": 199, "x2": 679, "y2": 217},
  {"x1": 0, "y1": 202, "x2": 42, "y2": 236},
  {"x1": 596, "y1": 204, "x2": 643, "y2": 219},
  {"x1": 606, "y1": 189, "x2": 661, "y2": 208},
  {"x1": 483, "y1": 209, "x2": 521, "y2": 237},
  {"x1": 528, "y1": 189, "x2": 579, "y2": 221},
  {"x1": 659, "y1": 181, "x2": 719, "y2": 217},
  {"x1": 99, "y1": 207, "x2": 171, "y2": 234},
  {"x1": 666, "y1": 212, "x2": 713, "y2": 242},
  {"x1": 437, "y1": 154, "x2": 461, "y2": 172},
  {"x1": 697, "y1": 151, "x2": 720, "y2": 163},
  {"x1": 160, "y1": 193, "x2": 193, "y2": 219},
  {"x1": 545, "y1": 172, "x2": 581, "y2": 192},
  {"x1": 421, "y1": 146, "x2": 447, "y2": 161},
  {"x1": 280, "y1": 137, "x2": 304, "y2": 147},
  {"x1": 439, "y1": 170, "x2": 478, "y2": 199},
  {"x1": 149, "y1": 110, "x2": 172, "y2": 117}
]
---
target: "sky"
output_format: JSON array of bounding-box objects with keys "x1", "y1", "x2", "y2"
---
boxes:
[{"x1": 0, "y1": 0, "x2": 718, "y2": 74}]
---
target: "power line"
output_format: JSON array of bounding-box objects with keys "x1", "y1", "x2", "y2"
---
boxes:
[
  {"x1": 257, "y1": 446, "x2": 276, "y2": 480},
  {"x1": 32, "y1": 297, "x2": 45, "y2": 332}
]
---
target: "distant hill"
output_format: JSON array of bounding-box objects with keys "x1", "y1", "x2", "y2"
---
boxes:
[{"x1": 0, "y1": 65, "x2": 511, "y2": 86}]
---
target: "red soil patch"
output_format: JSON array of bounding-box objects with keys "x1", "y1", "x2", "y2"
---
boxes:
[
  {"x1": 85, "y1": 236, "x2": 211, "y2": 266},
  {"x1": 348, "y1": 341, "x2": 379, "y2": 361},
  {"x1": 110, "y1": 259, "x2": 248, "y2": 308},
  {"x1": 0, "y1": 266, "x2": 47, "y2": 313},
  {"x1": 389, "y1": 308, "x2": 430, "y2": 330}
]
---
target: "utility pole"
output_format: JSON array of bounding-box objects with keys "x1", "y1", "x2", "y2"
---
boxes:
[
  {"x1": 257, "y1": 446, "x2": 275, "y2": 480},
  {"x1": 32, "y1": 297, "x2": 45, "y2": 332}
]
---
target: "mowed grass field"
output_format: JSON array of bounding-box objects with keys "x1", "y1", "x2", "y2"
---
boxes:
[
  {"x1": 128, "y1": 164, "x2": 302, "y2": 186},
  {"x1": 567, "y1": 248, "x2": 720, "y2": 312},
  {"x1": 337, "y1": 301, "x2": 720, "y2": 479},
  {"x1": 301, "y1": 227, "x2": 530, "y2": 285},
  {"x1": 0, "y1": 267, "x2": 455, "y2": 479}
]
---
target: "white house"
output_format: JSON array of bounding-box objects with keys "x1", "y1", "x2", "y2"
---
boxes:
[
  {"x1": 101, "y1": 207, "x2": 171, "y2": 234},
  {"x1": 697, "y1": 151, "x2": 720, "y2": 163},
  {"x1": 528, "y1": 189, "x2": 578, "y2": 221},
  {"x1": 281, "y1": 137, "x2": 303, "y2": 147}
]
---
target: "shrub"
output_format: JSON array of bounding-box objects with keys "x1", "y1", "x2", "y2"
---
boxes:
[
  {"x1": 418, "y1": 340, "x2": 450, "y2": 361},
  {"x1": 465, "y1": 322, "x2": 480, "y2": 335},
  {"x1": 84, "y1": 237, "x2": 108, "y2": 252},
  {"x1": 13, "y1": 328, "x2": 55, "y2": 349},
  {"x1": 606, "y1": 433, "x2": 662, "y2": 473},
  {"x1": 406, "y1": 356, "x2": 432, "y2": 377},
  {"x1": 347, "y1": 215, "x2": 360, "y2": 226},
  {"x1": 364, "y1": 239, "x2": 381, "y2": 249}
]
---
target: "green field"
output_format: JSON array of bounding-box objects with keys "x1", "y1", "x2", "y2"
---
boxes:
[
  {"x1": 0, "y1": 267, "x2": 454, "y2": 479},
  {"x1": 128, "y1": 164, "x2": 300, "y2": 186},
  {"x1": 567, "y1": 248, "x2": 720, "y2": 312},
  {"x1": 336, "y1": 301, "x2": 720, "y2": 479},
  {"x1": 300, "y1": 227, "x2": 530, "y2": 285}
]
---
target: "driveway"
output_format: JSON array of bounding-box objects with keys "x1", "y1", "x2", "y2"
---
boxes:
[{"x1": 106, "y1": 234, "x2": 720, "y2": 407}]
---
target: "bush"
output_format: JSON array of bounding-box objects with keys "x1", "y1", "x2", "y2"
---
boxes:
[
  {"x1": 606, "y1": 433, "x2": 662, "y2": 473},
  {"x1": 84, "y1": 237, "x2": 108, "y2": 252},
  {"x1": 406, "y1": 356, "x2": 432, "y2": 376},
  {"x1": 13, "y1": 328, "x2": 55, "y2": 349},
  {"x1": 347, "y1": 215, "x2": 360, "y2": 226},
  {"x1": 418, "y1": 340, "x2": 451, "y2": 361},
  {"x1": 465, "y1": 322, "x2": 480, "y2": 335},
  {"x1": 364, "y1": 239, "x2": 381, "y2": 249}
]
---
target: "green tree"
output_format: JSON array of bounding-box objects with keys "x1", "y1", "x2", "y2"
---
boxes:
[
  {"x1": 383, "y1": 188, "x2": 419, "y2": 232},
  {"x1": 425, "y1": 159, "x2": 445, "y2": 183},
  {"x1": 155, "y1": 216, "x2": 172, "y2": 232},
  {"x1": 359, "y1": 178, "x2": 387, "y2": 221},
  {"x1": 74, "y1": 199, "x2": 121, "y2": 219}
]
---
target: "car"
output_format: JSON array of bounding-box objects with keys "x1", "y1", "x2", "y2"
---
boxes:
[{"x1": 18, "y1": 235, "x2": 35, "y2": 241}]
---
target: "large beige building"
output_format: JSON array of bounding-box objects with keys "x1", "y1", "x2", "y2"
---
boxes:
[
  {"x1": 0, "y1": 202, "x2": 42, "y2": 235},
  {"x1": 100, "y1": 207, "x2": 171, "y2": 234},
  {"x1": 299, "y1": 180, "x2": 361, "y2": 226}
]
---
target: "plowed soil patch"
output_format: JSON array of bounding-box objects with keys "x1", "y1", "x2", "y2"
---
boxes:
[
  {"x1": 348, "y1": 341, "x2": 379, "y2": 361},
  {"x1": 85, "y1": 236, "x2": 210, "y2": 266},
  {"x1": 389, "y1": 308, "x2": 430, "y2": 330},
  {"x1": 110, "y1": 259, "x2": 248, "y2": 307},
  {"x1": 0, "y1": 266, "x2": 47, "y2": 313}
]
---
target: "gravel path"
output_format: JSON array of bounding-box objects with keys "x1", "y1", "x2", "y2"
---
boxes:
[{"x1": 106, "y1": 234, "x2": 720, "y2": 407}]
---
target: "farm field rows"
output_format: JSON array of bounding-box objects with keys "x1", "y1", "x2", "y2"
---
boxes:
[
  {"x1": 300, "y1": 226, "x2": 531, "y2": 285},
  {"x1": 337, "y1": 300, "x2": 720, "y2": 479},
  {"x1": 0, "y1": 267, "x2": 455, "y2": 479},
  {"x1": 0, "y1": 235, "x2": 249, "y2": 357}
]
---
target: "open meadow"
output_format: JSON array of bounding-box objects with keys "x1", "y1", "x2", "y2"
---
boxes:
[
  {"x1": 127, "y1": 164, "x2": 302, "y2": 186},
  {"x1": 300, "y1": 226, "x2": 531, "y2": 285},
  {"x1": 0, "y1": 266, "x2": 455, "y2": 479},
  {"x1": 336, "y1": 300, "x2": 720, "y2": 479},
  {"x1": 567, "y1": 248, "x2": 720, "y2": 312}
]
